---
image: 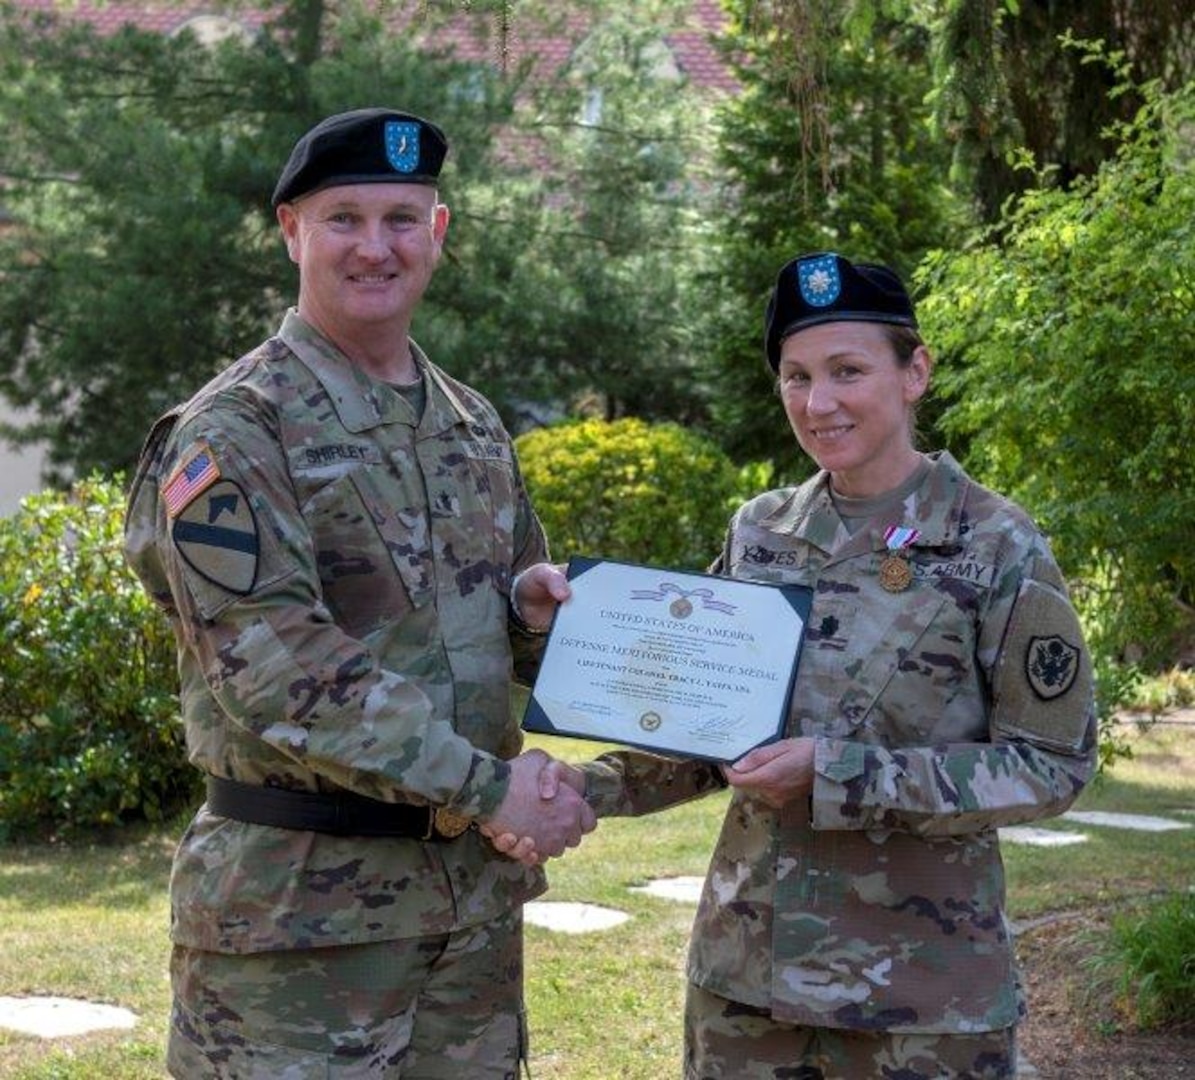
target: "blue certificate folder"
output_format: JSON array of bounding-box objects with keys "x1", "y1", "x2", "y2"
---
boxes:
[{"x1": 521, "y1": 556, "x2": 813, "y2": 763}]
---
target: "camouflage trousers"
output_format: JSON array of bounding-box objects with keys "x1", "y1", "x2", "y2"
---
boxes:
[
  {"x1": 684, "y1": 983, "x2": 1017, "y2": 1080},
  {"x1": 167, "y1": 909, "x2": 526, "y2": 1078}
]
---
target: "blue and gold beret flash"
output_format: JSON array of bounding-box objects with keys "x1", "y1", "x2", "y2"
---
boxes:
[
  {"x1": 764, "y1": 252, "x2": 918, "y2": 371},
  {"x1": 271, "y1": 107, "x2": 448, "y2": 208}
]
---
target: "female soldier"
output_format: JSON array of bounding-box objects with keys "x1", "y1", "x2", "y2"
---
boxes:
[{"x1": 506, "y1": 252, "x2": 1098, "y2": 1080}]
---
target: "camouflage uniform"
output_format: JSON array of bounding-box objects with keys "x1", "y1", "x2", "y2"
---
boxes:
[
  {"x1": 583, "y1": 451, "x2": 1096, "y2": 1077},
  {"x1": 124, "y1": 310, "x2": 550, "y2": 1075}
]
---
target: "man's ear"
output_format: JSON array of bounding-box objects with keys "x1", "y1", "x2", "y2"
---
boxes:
[
  {"x1": 432, "y1": 202, "x2": 451, "y2": 244},
  {"x1": 276, "y1": 203, "x2": 301, "y2": 265}
]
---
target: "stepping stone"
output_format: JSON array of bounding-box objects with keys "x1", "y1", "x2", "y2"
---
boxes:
[
  {"x1": 1000, "y1": 826, "x2": 1088, "y2": 847},
  {"x1": 1062, "y1": 810, "x2": 1190, "y2": 832},
  {"x1": 0, "y1": 996, "x2": 137, "y2": 1038},
  {"x1": 524, "y1": 900, "x2": 629, "y2": 933},
  {"x1": 629, "y1": 875, "x2": 705, "y2": 903}
]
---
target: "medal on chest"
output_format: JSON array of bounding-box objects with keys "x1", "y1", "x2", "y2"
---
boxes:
[{"x1": 879, "y1": 525, "x2": 920, "y2": 592}]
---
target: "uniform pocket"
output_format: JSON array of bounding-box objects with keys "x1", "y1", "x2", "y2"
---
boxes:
[
  {"x1": 302, "y1": 467, "x2": 426, "y2": 638},
  {"x1": 168, "y1": 997, "x2": 331, "y2": 1079},
  {"x1": 428, "y1": 427, "x2": 517, "y2": 598}
]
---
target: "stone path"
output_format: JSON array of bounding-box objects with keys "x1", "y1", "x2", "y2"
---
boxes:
[
  {"x1": 1, "y1": 809, "x2": 1187, "y2": 1042},
  {"x1": 524, "y1": 899, "x2": 630, "y2": 932},
  {"x1": 0, "y1": 996, "x2": 135, "y2": 1038},
  {"x1": 1000, "y1": 809, "x2": 1191, "y2": 847}
]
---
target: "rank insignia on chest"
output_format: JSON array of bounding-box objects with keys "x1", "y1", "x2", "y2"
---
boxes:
[{"x1": 879, "y1": 524, "x2": 919, "y2": 593}]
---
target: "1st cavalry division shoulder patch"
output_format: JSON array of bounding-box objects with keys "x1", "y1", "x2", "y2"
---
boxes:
[{"x1": 170, "y1": 478, "x2": 260, "y2": 595}]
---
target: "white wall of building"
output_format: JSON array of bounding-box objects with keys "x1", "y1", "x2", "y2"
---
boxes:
[{"x1": 0, "y1": 401, "x2": 46, "y2": 516}]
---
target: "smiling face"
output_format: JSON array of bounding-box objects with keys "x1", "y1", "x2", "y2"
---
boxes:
[
  {"x1": 276, "y1": 182, "x2": 449, "y2": 344},
  {"x1": 777, "y1": 321, "x2": 931, "y2": 498}
]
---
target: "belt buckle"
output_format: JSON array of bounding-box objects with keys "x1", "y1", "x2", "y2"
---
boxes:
[{"x1": 431, "y1": 807, "x2": 472, "y2": 840}]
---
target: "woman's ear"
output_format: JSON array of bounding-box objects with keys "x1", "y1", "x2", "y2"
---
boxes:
[{"x1": 904, "y1": 345, "x2": 933, "y2": 403}]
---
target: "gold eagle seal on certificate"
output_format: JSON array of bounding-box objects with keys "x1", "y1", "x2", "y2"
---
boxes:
[{"x1": 639, "y1": 711, "x2": 663, "y2": 732}]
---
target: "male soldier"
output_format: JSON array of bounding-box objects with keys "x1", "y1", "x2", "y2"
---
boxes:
[{"x1": 124, "y1": 107, "x2": 593, "y2": 1078}]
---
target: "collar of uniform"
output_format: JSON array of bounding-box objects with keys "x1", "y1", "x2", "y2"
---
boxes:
[
  {"x1": 904, "y1": 451, "x2": 970, "y2": 548},
  {"x1": 415, "y1": 344, "x2": 481, "y2": 430},
  {"x1": 276, "y1": 310, "x2": 480, "y2": 434},
  {"x1": 754, "y1": 450, "x2": 972, "y2": 557}
]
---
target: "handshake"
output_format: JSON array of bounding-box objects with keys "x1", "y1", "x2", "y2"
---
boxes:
[{"x1": 479, "y1": 748, "x2": 595, "y2": 866}]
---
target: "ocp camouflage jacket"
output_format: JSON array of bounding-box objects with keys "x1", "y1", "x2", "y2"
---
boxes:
[
  {"x1": 586, "y1": 451, "x2": 1096, "y2": 1034},
  {"x1": 125, "y1": 310, "x2": 550, "y2": 954}
]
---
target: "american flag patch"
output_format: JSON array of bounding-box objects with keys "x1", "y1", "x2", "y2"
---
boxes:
[{"x1": 163, "y1": 445, "x2": 221, "y2": 517}]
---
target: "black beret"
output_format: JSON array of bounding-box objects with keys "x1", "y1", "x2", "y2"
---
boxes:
[
  {"x1": 764, "y1": 252, "x2": 918, "y2": 372},
  {"x1": 272, "y1": 108, "x2": 448, "y2": 208}
]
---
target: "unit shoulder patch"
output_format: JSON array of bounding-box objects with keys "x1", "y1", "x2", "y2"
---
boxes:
[
  {"x1": 991, "y1": 578, "x2": 1092, "y2": 754},
  {"x1": 1026, "y1": 634, "x2": 1081, "y2": 701},
  {"x1": 171, "y1": 479, "x2": 259, "y2": 595}
]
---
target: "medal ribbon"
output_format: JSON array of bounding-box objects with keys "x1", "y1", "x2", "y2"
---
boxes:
[{"x1": 882, "y1": 525, "x2": 920, "y2": 553}]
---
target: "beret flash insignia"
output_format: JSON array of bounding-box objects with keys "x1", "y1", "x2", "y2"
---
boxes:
[
  {"x1": 797, "y1": 254, "x2": 842, "y2": 308},
  {"x1": 385, "y1": 121, "x2": 422, "y2": 173}
]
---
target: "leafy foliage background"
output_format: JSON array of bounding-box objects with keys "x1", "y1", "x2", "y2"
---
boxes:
[{"x1": 0, "y1": 476, "x2": 197, "y2": 837}]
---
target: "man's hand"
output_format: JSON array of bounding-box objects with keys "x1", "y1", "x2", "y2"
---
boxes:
[
  {"x1": 481, "y1": 750, "x2": 594, "y2": 862},
  {"x1": 513, "y1": 562, "x2": 571, "y2": 632},
  {"x1": 723, "y1": 737, "x2": 815, "y2": 808}
]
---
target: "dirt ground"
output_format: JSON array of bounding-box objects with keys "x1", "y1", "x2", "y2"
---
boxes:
[{"x1": 1015, "y1": 907, "x2": 1194, "y2": 1079}]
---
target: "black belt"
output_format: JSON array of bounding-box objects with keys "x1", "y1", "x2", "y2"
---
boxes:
[{"x1": 205, "y1": 776, "x2": 472, "y2": 840}]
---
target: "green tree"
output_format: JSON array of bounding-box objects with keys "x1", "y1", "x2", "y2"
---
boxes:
[
  {"x1": 425, "y1": 0, "x2": 715, "y2": 426},
  {"x1": 696, "y1": 0, "x2": 963, "y2": 471},
  {"x1": 928, "y1": 0, "x2": 1195, "y2": 223},
  {"x1": 749, "y1": 0, "x2": 1194, "y2": 223},
  {"x1": 0, "y1": 0, "x2": 522, "y2": 482},
  {"x1": 0, "y1": 1, "x2": 534, "y2": 481},
  {"x1": 916, "y1": 75, "x2": 1195, "y2": 666},
  {"x1": 0, "y1": 0, "x2": 722, "y2": 483}
]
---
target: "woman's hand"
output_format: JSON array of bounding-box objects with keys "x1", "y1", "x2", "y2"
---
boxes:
[
  {"x1": 512, "y1": 562, "x2": 571, "y2": 632},
  {"x1": 723, "y1": 737, "x2": 815, "y2": 808}
]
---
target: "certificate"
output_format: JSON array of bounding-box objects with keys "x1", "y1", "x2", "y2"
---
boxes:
[{"x1": 522, "y1": 557, "x2": 812, "y2": 763}]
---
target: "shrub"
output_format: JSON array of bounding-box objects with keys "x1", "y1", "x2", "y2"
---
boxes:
[
  {"x1": 1129, "y1": 668, "x2": 1195, "y2": 714},
  {"x1": 1083, "y1": 891, "x2": 1195, "y2": 1031},
  {"x1": 916, "y1": 74, "x2": 1195, "y2": 670},
  {"x1": 516, "y1": 418, "x2": 743, "y2": 571},
  {"x1": 0, "y1": 475, "x2": 197, "y2": 839}
]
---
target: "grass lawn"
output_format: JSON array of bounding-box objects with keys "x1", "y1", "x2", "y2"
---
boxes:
[{"x1": 0, "y1": 721, "x2": 1190, "y2": 1079}]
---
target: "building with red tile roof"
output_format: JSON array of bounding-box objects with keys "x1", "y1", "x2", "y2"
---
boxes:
[
  {"x1": 12, "y1": 0, "x2": 736, "y2": 93},
  {"x1": 15, "y1": 0, "x2": 269, "y2": 41}
]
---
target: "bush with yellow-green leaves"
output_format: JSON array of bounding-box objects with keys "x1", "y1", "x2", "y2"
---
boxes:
[
  {"x1": 0, "y1": 475, "x2": 197, "y2": 839},
  {"x1": 516, "y1": 417, "x2": 746, "y2": 572}
]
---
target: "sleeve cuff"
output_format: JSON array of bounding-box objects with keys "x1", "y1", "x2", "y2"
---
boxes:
[
  {"x1": 452, "y1": 752, "x2": 512, "y2": 820},
  {"x1": 810, "y1": 738, "x2": 866, "y2": 830},
  {"x1": 578, "y1": 761, "x2": 627, "y2": 817},
  {"x1": 508, "y1": 569, "x2": 550, "y2": 635}
]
